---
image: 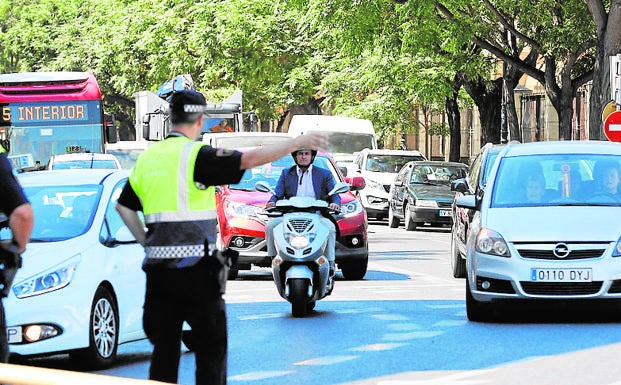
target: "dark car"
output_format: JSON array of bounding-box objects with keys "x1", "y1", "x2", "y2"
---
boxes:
[
  {"x1": 387, "y1": 161, "x2": 468, "y2": 231},
  {"x1": 449, "y1": 143, "x2": 505, "y2": 278},
  {"x1": 216, "y1": 151, "x2": 369, "y2": 280}
]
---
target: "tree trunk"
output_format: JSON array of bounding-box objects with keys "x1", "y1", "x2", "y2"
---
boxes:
[
  {"x1": 585, "y1": 0, "x2": 621, "y2": 141},
  {"x1": 589, "y1": 47, "x2": 608, "y2": 140},
  {"x1": 463, "y1": 77, "x2": 502, "y2": 145},
  {"x1": 446, "y1": 92, "x2": 461, "y2": 163}
]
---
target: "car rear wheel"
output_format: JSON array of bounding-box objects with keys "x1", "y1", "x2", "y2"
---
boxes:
[
  {"x1": 340, "y1": 256, "x2": 368, "y2": 280},
  {"x1": 388, "y1": 206, "x2": 399, "y2": 228},
  {"x1": 450, "y1": 234, "x2": 466, "y2": 278},
  {"x1": 466, "y1": 280, "x2": 494, "y2": 322},
  {"x1": 70, "y1": 286, "x2": 119, "y2": 369},
  {"x1": 404, "y1": 203, "x2": 417, "y2": 231}
]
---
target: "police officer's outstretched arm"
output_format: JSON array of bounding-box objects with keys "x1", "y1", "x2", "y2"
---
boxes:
[{"x1": 240, "y1": 132, "x2": 328, "y2": 170}]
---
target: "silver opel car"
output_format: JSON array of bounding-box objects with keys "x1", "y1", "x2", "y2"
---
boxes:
[{"x1": 456, "y1": 140, "x2": 621, "y2": 322}]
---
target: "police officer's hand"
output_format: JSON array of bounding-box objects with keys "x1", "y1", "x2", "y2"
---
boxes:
[
  {"x1": 296, "y1": 132, "x2": 329, "y2": 152},
  {"x1": 266, "y1": 201, "x2": 276, "y2": 208},
  {"x1": 329, "y1": 203, "x2": 341, "y2": 212}
]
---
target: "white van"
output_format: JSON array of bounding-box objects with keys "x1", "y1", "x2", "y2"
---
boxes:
[{"x1": 288, "y1": 115, "x2": 377, "y2": 174}]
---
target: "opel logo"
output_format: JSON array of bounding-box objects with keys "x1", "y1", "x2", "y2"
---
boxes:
[{"x1": 553, "y1": 243, "x2": 570, "y2": 258}]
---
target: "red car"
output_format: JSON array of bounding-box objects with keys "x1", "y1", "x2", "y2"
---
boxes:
[{"x1": 216, "y1": 152, "x2": 368, "y2": 280}]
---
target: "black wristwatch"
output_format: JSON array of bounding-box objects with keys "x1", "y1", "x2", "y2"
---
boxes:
[{"x1": 6, "y1": 240, "x2": 20, "y2": 254}]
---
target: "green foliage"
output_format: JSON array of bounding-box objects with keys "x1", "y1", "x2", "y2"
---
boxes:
[
  {"x1": 428, "y1": 121, "x2": 450, "y2": 137},
  {"x1": 0, "y1": 0, "x2": 601, "y2": 140}
]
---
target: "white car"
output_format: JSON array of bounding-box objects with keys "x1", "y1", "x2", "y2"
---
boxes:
[
  {"x1": 2, "y1": 169, "x2": 146, "y2": 368},
  {"x1": 353, "y1": 148, "x2": 426, "y2": 220},
  {"x1": 47, "y1": 152, "x2": 122, "y2": 170},
  {"x1": 456, "y1": 140, "x2": 621, "y2": 322}
]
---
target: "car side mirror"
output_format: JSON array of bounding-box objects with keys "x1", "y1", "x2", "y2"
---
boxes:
[
  {"x1": 345, "y1": 175, "x2": 366, "y2": 191},
  {"x1": 105, "y1": 226, "x2": 139, "y2": 247},
  {"x1": 451, "y1": 178, "x2": 469, "y2": 193},
  {"x1": 455, "y1": 194, "x2": 477, "y2": 210}
]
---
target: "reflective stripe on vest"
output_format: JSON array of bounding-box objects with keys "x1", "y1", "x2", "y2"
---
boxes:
[
  {"x1": 130, "y1": 137, "x2": 216, "y2": 265},
  {"x1": 131, "y1": 138, "x2": 216, "y2": 223},
  {"x1": 145, "y1": 244, "x2": 205, "y2": 259}
]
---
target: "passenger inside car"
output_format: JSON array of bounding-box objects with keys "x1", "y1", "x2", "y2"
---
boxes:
[
  {"x1": 69, "y1": 195, "x2": 96, "y2": 230},
  {"x1": 592, "y1": 160, "x2": 621, "y2": 200}
]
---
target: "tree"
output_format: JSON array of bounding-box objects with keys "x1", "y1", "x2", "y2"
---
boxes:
[{"x1": 585, "y1": 0, "x2": 621, "y2": 140}]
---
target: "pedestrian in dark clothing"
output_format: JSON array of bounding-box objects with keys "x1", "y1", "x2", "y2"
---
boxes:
[{"x1": 0, "y1": 144, "x2": 34, "y2": 363}]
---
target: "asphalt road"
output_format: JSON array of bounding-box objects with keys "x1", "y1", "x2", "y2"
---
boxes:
[{"x1": 22, "y1": 221, "x2": 621, "y2": 385}]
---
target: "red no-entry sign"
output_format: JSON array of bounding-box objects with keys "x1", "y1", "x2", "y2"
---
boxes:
[{"x1": 604, "y1": 110, "x2": 621, "y2": 142}]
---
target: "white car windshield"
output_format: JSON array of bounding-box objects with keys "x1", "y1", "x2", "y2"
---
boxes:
[
  {"x1": 491, "y1": 154, "x2": 621, "y2": 207},
  {"x1": 5, "y1": 186, "x2": 103, "y2": 241},
  {"x1": 51, "y1": 160, "x2": 119, "y2": 170},
  {"x1": 365, "y1": 154, "x2": 425, "y2": 173}
]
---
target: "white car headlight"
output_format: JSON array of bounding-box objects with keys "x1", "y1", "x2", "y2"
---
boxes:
[
  {"x1": 475, "y1": 228, "x2": 510, "y2": 257},
  {"x1": 224, "y1": 199, "x2": 261, "y2": 220},
  {"x1": 13, "y1": 255, "x2": 80, "y2": 298},
  {"x1": 415, "y1": 199, "x2": 438, "y2": 208},
  {"x1": 340, "y1": 200, "x2": 363, "y2": 218},
  {"x1": 365, "y1": 179, "x2": 383, "y2": 190}
]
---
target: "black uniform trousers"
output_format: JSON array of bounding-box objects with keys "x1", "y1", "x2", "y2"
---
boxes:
[{"x1": 143, "y1": 258, "x2": 227, "y2": 385}]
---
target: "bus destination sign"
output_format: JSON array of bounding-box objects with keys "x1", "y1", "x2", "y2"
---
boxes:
[{"x1": 1, "y1": 103, "x2": 89, "y2": 124}]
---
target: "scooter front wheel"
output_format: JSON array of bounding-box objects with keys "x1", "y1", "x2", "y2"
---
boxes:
[{"x1": 290, "y1": 278, "x2": 310, "y2": 317}]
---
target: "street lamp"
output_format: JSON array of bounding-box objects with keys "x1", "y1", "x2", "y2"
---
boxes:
[{"x1": 514, "y1": 85, "x2": 532, "y2": 143}]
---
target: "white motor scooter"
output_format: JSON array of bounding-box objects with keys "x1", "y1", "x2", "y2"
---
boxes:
[{"x1": 256, "y1": 181, "x2": 349, "y2": 317}]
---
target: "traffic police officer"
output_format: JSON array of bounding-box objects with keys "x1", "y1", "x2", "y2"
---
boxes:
[
  {"x1": 116, "y1": 90, "x2": 328, "y2": 385},
  {"x1": 0, "y1": 144, "x2": 34, "y2": 363}
]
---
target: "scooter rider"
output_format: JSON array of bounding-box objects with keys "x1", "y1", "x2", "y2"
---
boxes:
[{"x1": 265, "y1": 148, "x2": 340, "y2": 276}]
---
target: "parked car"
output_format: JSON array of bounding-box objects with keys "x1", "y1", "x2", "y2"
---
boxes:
[
  {"x1": 449, "y1": 143, "x2": 505, "y2": 278},
  {"x1": 216, "y1": 151, "x2": 368, "y2": 280},
  {"x1": 47, "y1": 152, "x2": 122, "y2": 170},
  {"x1": 353, "y1": 148, "x2": 426, "y2": 220},
  {"x1": 202, "y1": 132, "x2": 292, "y2": 148},
  {"x1": 2, "y1": 169, "x2": 146, "y2": 368},
  {"x1": 456, "y1": 140, "x2": 621, "y2": 322},
  {"x1": 388, "y1": 161, "x2": 468, "y2": 230}
]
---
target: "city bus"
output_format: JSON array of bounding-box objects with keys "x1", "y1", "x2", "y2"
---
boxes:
[{"x1": 0, "y1": 71, "x2": 117, "y2": 171}]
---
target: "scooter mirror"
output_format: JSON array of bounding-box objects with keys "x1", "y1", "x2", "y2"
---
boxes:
[
  {"x1": 255, "y1": 180, "x2": 273, "y2": 193},
  {"x1": 329, "y1": 182, "x2": 350, "y2": 196}
]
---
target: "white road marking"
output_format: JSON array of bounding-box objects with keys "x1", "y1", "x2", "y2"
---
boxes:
[
  {"x1": 294, "y1": 355, "x2": 359, "y2": 366},
  {"x1": 228, "y1": 370, "x2": 295, "y2": 381},
  {"x1": 349, "y1": 343, "x2": 408, "y2": 352},
  {"x1": 383, "y1": 330, "x2": 443, "y2": 340}
]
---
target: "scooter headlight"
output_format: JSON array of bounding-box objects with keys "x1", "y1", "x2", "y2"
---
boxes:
[{"x1": 287, "y1": 234, "x2": 309, "y2": 249}]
